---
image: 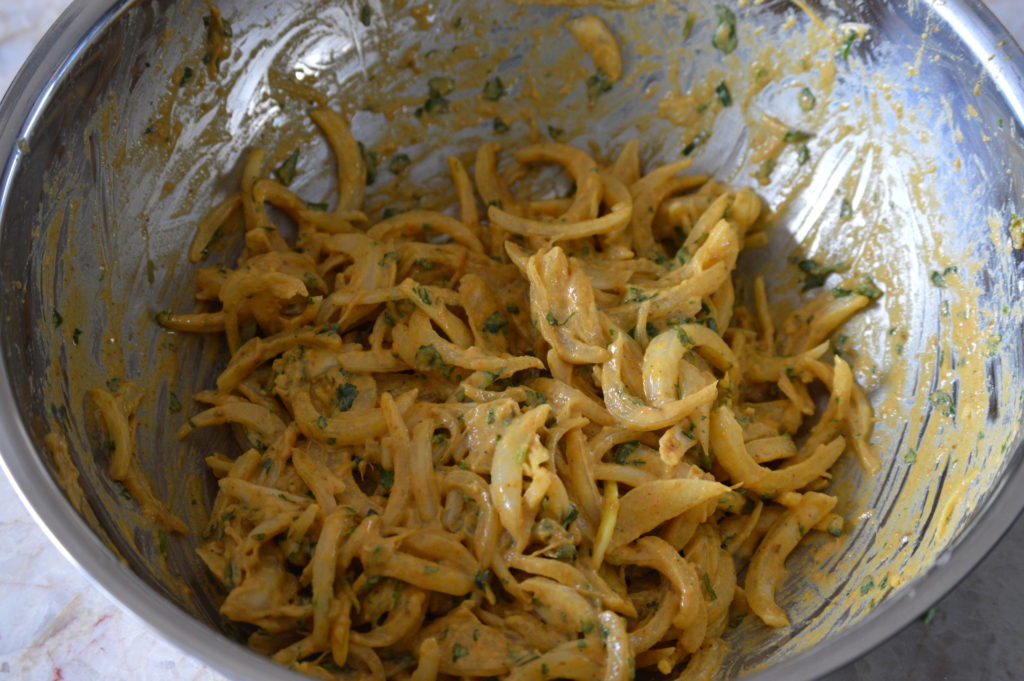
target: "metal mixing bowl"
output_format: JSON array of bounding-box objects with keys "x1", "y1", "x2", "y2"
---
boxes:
[{"x1": 2, "y1": 0, "x2": 1023, "y2": 679}]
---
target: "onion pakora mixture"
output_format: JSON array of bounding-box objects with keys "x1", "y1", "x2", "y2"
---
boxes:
[{"x1": 91, "y1": 104, "x2": 880, "y2": 680}]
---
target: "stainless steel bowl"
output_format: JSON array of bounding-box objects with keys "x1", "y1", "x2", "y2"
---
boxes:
[{"x1": 2, "y1": 0, "x2": 1024, "y2": 679}]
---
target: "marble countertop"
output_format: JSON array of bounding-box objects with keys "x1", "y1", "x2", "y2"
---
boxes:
[{"x1": 2, "y1": 2, "x2": 1024, "y2": 680}]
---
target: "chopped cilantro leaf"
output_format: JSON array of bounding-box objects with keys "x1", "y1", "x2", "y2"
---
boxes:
[
  {"x1": 797, "y1": 258, "x2": 845, "y2": 291},
  {"x1": 483, "y1": 75, "x2": 506, "y2": 101},
  {"x1": 586, "y1": 69, "x2": 613, "y2": 105},
  {"x1": 930, "y1": 390, "x2": 955, "y2": 417},
  {"x1": 336, "y1": 383, "x2": 358, "y2": 411},
  {"x1": 798, "y1": 86, "x2": 816, "y2": 111},
  {"x1": 682, "y1": 130, "x2": 709, "y2": 156},
  {"x1": 482, "y1": 311, "x2": 508, "y2": 334},
  {"x1": 702, "y1": 572, "x2": 718, "y2": 600},
  {"x1": 715, "y1": 80, "x2": 732, "y2": 107},
  {"x1": 389, "y1": 153, "x2": 411, "y2": 173},
  {"x1": 614, "y1": 440, "x2": 640, "y2": 464},
  {"x1": 712, "y1": 4, "x2": 738, "y2": 54},
  {"x1": 274, "y1": 149, "x2": 299, "y2": 186},
  {"x1": 797, "y1": 144, "x2": 810, "y2": 165}
]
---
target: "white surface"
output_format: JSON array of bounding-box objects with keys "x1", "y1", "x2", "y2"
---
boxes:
[{"x1": 1, "y1": 2, "x2": 1023, "y2": 680}]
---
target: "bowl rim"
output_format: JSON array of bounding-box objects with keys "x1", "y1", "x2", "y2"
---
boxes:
[{"x1": 0, "y1": 1, "x2": 1022, "y2": 680}]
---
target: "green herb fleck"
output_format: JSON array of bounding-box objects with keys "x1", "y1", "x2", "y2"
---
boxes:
[
  {"x1": 452, "y1": 643, "x2": 469, "y2": 662},
  {"x1": 493, "y1": 116, "x2": 509, "y2": 133},
  {"x1": 854, "y1": 278, "x2": 882, "y2": 299},
  {"x1": 146, "y1": 259, "x2": 156, "y2": 284},
  {"x1": 930, "y1": 266, "x2": 957, "y2": 288},
  {"x1": 274, "y1": 149, "x2": 299, "y2": 186},
  {"x1": 336, "y1": 383, "x2": 358, "y2": 412},
  {"x1": 168, "y1": 391, "x2": 182, "y2": 413},
  {"x1": 158, "y1": 529, "x2": 169, "y2": 559},
  {"x1": 683, "y1": 11, "x2": 696, "y2": 40},
  {"x1": 417, "y1": 85, "x2": 450, "y2": 116},
  {"x1": 71, "y1": 328, "x2": 82, "y2": 346},
  {"x1": 1010, "y1": 214, "x2": 1024, "y2": 248},
  {"x1": 415, "y1": 344, "x2": 454, "y2": 378},
  {"x1": 984, "y1": 333, "x2": 1002, "y2": 357},
  {"x1": 586, "y1": 69, "x2": 613, "y2": 105},
  {"x1": 841, "y1": 29, "x2": 858, "y2": 60},
  {"x1": 860, "y1": 578, "x2": 875, "y2": 595},
  {"x1": 715, "y1": 81, "x2": 732, "y2": 107},
  {"x1": 359, "y1": 142, "x2": 378, "y2": 184},
  {"x1": 920, "y1": 607, "x2": 937, "y2": 625},
  {"x1": 179, "y1": 66, "x2": 194, "y2": 87},
  {"x1": 676, "y1": 326, "x2": 695, "y2": 346},
  {"x1": 52, "y1": 309, "x2": 63, "y2": 327},
  {"x1": 798, "y1": 86, "x2": 816, "y2": 111},
  {"x1": 389, "y1": 153, "x2": 411, "y2": 173},
  {"x1": 483, "y1": 75, "x2": 506, "y2": 101},
  {"x1": 797, "y1": 144, "x2": 810, "y2": 165},
  {"x1": 380, "y1": 468, "x2": 395, "y2": 490},
  {"x1": 563, "y1": 504, "x2": 579, "y2": 527},
  {"x1": 614, "y1": 440, "x2": 640, "y2": 465},
  {"x1": 553, "y1": 544, "x2": 578, "y2": 563},
  {"x1": 624, "y1": 287, "x2": 657, "y2": 303},
  {"x1": 840, "y1": 198, "x2": 853, "y2": 221},
  {"x1": 545, "y1": 311, "x2": 576, "y2": 326},
  {"x1": 702, "y1": 572, "x2": 718, "y2": 600},
  {"x1": 712, "y1": 4, "x2": 738, "y2": 54},
  {"x1": 547, "y1": 125, "x2": 564, "y2": 140},
  {"x1": 930, "y1": 390, "x2": 955, "y2": 417},
  {"x1": 359, "y1": 4, "x2": 372, "y2": 26},
  {"x1": 412, "y1": 286, "x2": 433, "y2": 305},
  {"x1": 784, "y1": 129, "x2": 812, "y2": 143},
  {"x1": 797, "y1": 258, "x2": 845, "y2": 291},
  {"x1": 682, "y1": 130, "x2": 709, "y2": 156},
  {"x1": 482, "y1": 311, "x2": 508, "y2": 334}
]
